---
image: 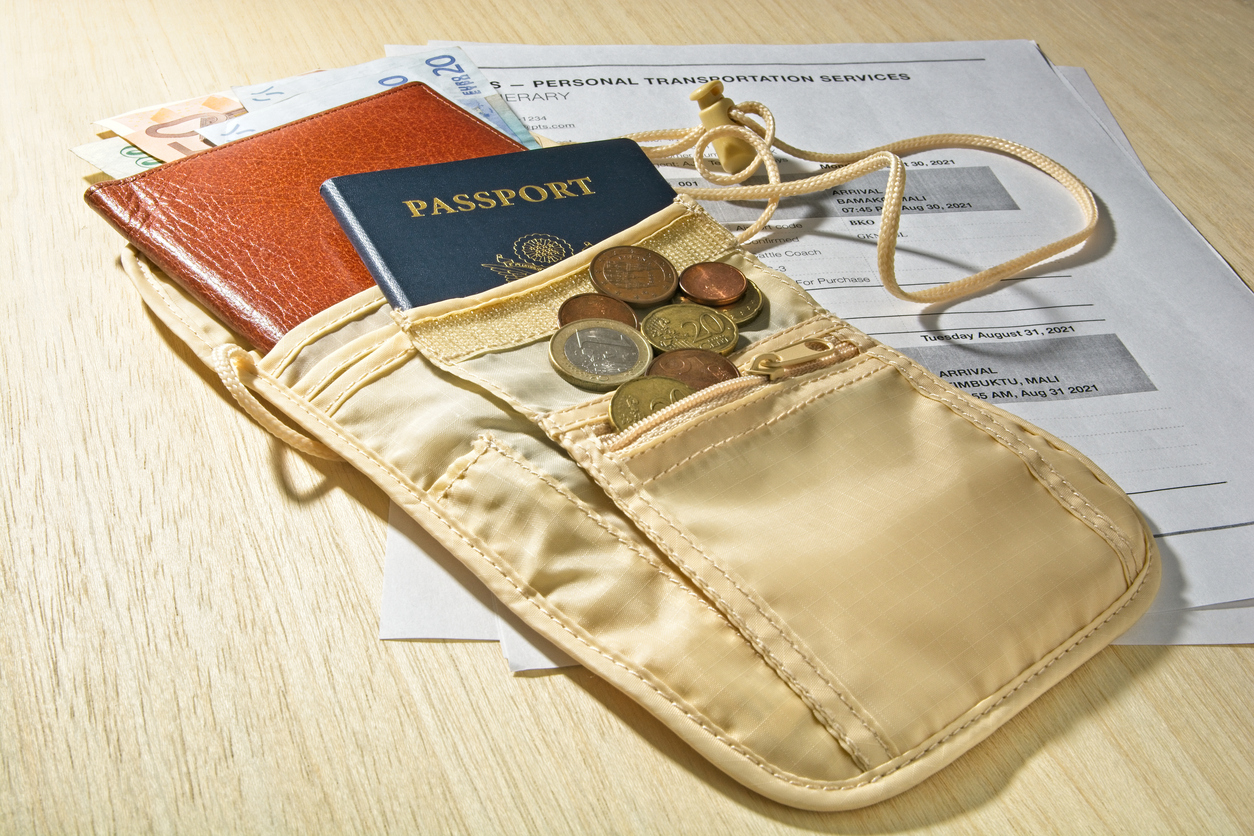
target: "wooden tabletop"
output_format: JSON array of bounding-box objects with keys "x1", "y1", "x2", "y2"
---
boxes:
[{"x1": 5, "y1": 0, "x2": 1253, "y2": 832}]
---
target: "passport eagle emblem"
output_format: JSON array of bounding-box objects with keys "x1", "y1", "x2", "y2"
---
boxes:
[{"x1": 482, "y1": 233, "x2": 590, "y2": 280}]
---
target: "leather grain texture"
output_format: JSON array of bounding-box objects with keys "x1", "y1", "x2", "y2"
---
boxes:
[{"x1": 85, "y1": 83, "x2": 524, "y2": 351}]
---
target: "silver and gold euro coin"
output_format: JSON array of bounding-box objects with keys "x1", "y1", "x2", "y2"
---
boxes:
[{"x1": 549, "y1": 318, "x2": 651, "y2": 391}]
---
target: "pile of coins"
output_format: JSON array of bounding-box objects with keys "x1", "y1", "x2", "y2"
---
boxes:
[{"x1": 548, "y1": 245, "x2": 764, "y2": 431}]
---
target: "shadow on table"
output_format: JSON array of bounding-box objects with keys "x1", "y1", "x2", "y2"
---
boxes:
[{"x1": 567, "y1": 630, "x2": 1169, "y2": 832}]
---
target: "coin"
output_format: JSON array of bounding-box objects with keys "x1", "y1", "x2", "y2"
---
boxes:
[
  {"x1": 557, "y1": 293, "x2": 638, "y2": 328},
  {"x1": 549, "y1": 318, "x2": 651, "y2": 391},
  {"x1": 678, "y1": 261, "x2": 748, "y2": 306},
  {"x1": 639, "y1": 305, "x2": 739, "y2": 355},
  {"x1": 670, "y1": 279, "x2": 764, "y2": 326},
  {"x1": 718, "y1": 279, "x2": 764, "y2": 326},
  {"x1": 609, "y1": 376, "x2": 695, "y2": 431},
  {"x1": 647, "y1": 349, "x2": 739, "y2": 391},
  {"x1": 589, "y1": 246, "x2": 679, "y2": 307}
]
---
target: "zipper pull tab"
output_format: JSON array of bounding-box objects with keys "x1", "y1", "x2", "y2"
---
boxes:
[{"x1": 744, "y1": 336, "x2": 854, "y2": 380}]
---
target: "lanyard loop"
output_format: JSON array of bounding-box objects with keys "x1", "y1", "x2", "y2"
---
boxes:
[{"x1": 623, "y1": 100, "x2": 1098, "y2": 305}]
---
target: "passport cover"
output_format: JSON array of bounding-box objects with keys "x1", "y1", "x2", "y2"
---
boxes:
[
  {"x1": 319, "y1": 138, "x2": 677, "y2": 310},
  {"x1": 85, "y1": 83, "x2": 525, "y2": 351}
]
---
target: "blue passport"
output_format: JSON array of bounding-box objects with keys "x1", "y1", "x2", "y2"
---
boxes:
[{"x1": 320, "y1": 138, "x2": 677, "y2": 310}]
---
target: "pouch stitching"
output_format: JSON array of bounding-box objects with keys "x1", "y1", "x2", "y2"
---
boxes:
[
  {"x1": 874, "y1": 349, "x2": 1137, "y2": 582},
  {"x1": 575, "y1": 437, "x2": 891, "y2": 768},
  {"x1": 269, "y1": 295, "x2": 386, "y2": 376},
  {"x1": 432, "y1": 438, "x2": 494, "y2": 505},
  {"x1": 302, "y1": 330, "x2": 395, "y2": 400},
  {"x1": 251, "y1": 368, "x2": 1150, "y2": 793},
  {"x1": 624, "y1": 356, "x2": 883, "y2": 475},
  {"x1": 323, "y1": 344, "x2": 417, "y2": 417},
  {"x1": 463, "y1": 434, "x2": 725, "y2": 618},
  {"x1": 250, "y1": 375, "x2": 858, "y2": 786}
]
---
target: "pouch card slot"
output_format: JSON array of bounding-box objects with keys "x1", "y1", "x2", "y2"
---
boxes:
[
  {"x1": 432, "y1": 433, "x2": 863, "y2": 782},
  {"x1": 566, "y1": 346, "x2": 1137, "y2": 757},
  {"x1": 601, "y1": 334, "x2": 862, "y2": 456}
]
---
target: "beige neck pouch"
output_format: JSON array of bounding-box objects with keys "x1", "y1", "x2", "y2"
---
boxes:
[{"x1": 114, "y1": 83, "x2": 1157, "y2": 810}]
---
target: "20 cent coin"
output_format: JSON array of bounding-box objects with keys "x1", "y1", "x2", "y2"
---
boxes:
[{"x1": 639, "y1": 305, "x2": 739, "y2": 356}]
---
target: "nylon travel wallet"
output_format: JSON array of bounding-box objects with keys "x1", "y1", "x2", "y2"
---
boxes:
[
  {"x1": 84, "y1": 82, "x2": 525, "y2": 351},
  {"x1": 110, "y1": 193, "x2": 1159, "y2": 810},
  {"x1": 92, "y1": 90, "x2": 1159, "y2": 808}
]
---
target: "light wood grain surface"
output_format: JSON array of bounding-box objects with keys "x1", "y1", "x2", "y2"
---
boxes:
[{"x1": 4, "y1": 0, "x2": 1254, "y2": 832}]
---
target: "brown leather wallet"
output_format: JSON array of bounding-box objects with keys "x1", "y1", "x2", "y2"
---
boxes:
[{"x1": 85, "y1": 82, "x2": 525, "y2": 351}]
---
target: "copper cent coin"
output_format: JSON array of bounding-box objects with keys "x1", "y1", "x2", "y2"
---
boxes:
[
  {"x1": 609, "y1": 376, "x2": 695, "y2": 431},
  {"x1": 557, "y1": 293, "x2": 638, "y2": 328},
  {"x1": 678, "y1": 261, "x2": 748, "y2": 306},
  {"x1": 670, "y1": 279, "x2": 764, "y2": 326},
  {"x1": 647, "y1": 349, "x2": 739, "y2": 391},
  {"x1": 589, "y1": 246, "x2": 679, "y2": 307}
]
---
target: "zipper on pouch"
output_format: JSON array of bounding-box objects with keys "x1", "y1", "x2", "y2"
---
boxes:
[{"x1": 604, "y1": 334, "x2": 860, "y2": 453}]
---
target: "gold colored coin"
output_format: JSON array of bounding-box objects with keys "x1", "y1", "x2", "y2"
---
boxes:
[
  {"x1": 609, "y1": 376, "x2": 695, "y2": 431},
  {"x1": 589, "y1": 246, "x2": 679, "y2": 307},
  {"x1": 639, "y1": 305, "x2": 739, "y2": 356},
  {"x1": 713, "y1": 278, "x2": 765, "y2": 326},
  {"x1": 549, "y1": 318, "x2": 651, "y2": 391},
  {"x1": 671, "y1": 279, "x2": 764, "y2": 326}
]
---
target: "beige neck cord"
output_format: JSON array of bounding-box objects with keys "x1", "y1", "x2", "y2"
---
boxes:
[{"x1": 623, "y1": 101, "x2": 1098, "y2": 305}]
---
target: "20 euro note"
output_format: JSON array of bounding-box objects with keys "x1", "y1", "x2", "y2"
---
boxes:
[
  {"x1": 96, "y1": 92, "x2": 246, "y2": 161},
  {"x1": 202, "y1": 72, "x2": 535, "y2": 148},
  {"x1": 222, "y1": 48, "x2": 538, "y2": 149},
  {"x1": 234, "y1": 49, "x2": 491, "y2": 109}
]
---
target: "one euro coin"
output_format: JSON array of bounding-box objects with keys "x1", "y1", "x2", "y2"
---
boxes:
[{"x1": 549, "y1": 318, "x2": 651, "y2": 391}]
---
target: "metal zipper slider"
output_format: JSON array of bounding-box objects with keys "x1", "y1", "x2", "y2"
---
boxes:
[{"x1": 744, "y1": 336, "x2": 855, "y2": 380}]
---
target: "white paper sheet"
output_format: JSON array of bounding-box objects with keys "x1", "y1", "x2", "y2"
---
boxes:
[{"x1": 381, "y1": 503, "x2": 575, "y2": 671}]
